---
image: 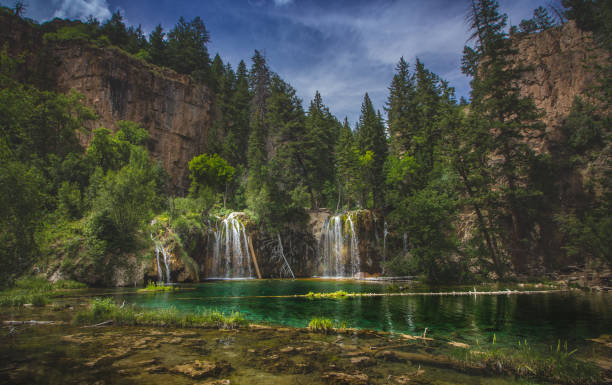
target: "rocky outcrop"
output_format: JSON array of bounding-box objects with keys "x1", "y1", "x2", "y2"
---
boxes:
[
  {"x1": 513, "y1": 21, "x2": 608, "y2": 151},
  {"x1": 51, "y1": 43, "x2": 216, "y2": 192},
  {"x1": 0, "y1": 13, "x2": 216, "y2": 192}
]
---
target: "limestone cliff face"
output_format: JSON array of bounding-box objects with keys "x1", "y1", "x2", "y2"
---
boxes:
[
  {"x1": 513, "y1": 21, "x2": 607, "y2": 151},
  {"x1": 50, "y1": 43, "x2": 216, "y2": 192}
]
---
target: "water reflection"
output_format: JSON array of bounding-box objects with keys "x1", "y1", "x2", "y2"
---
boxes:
[{"x1": 117, "y1": 280, "x2": 611, "y2": 346}]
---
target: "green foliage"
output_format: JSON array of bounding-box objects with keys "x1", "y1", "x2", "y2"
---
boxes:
[
  {"x1": 0, "y1": 161, "x2": 46, "y2": 284},
  {"x1": 88, "y1": 148, "x2": 163, "y2": 249},
  {"x1": 166, "y1": 16, "x2": 211, "y2": 77},
  {"x1": 355, "y1": 93, "x2": 387, "y2": 208},
  {"x1": 188, "y1": 153, "x2": 235, "y2": 206},
  {"x1": 561, "y1": 97, "x2": 607, "y2": 152}
]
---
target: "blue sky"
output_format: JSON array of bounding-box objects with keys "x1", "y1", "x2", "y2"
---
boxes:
[{"x1": 24, "y1": 0, "x2": 549, "y2": 124}]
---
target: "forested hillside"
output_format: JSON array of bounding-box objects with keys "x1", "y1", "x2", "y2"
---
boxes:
[{"x1": 0, "y1": 0, "x2": 610, "y2": 286}]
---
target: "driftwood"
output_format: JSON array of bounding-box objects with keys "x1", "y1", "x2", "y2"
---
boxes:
[
  {"x1": 82, "y1": 320, "x2": 114, "y2": 328},
  {"x1": 248, "y1": 236, "x2": 262, "y2": 279},
  {"x1": 3, "y1": 320, "x2": 56, "y2": 325}
]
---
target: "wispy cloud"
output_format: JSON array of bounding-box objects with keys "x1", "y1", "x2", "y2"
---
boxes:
[
  {"x1": 52, "y1": 0, "x2": 112, "y2": 21},
  {"x1": 273, "y1": 0, "x2": 294, "y2": 6}
]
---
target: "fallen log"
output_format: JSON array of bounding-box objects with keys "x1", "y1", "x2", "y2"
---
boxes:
[
  {"x1": 82, "y1": 320, "x2": 114, "y2": 328},
  {"x1": 3, "y1": 320, "x2": 56, "y2": 325}
]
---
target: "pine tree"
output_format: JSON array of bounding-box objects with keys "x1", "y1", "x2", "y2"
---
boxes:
[
  {"x1": 335, "y1": 118, "x2": 358, "y2": 210},
  {"x1": 249, "y1": 50, "x2": 270, "y2": 120},
  {"x1": 355, "y1": 93, "x2": 387, "y2": 208},
  {"x1": 166, "y1": 16, "x2": 211, "y2": 76},
  {"x1": 465, "y1": 0, "x2": 545, "y2": 273},
  {"x1": 148, "y1": 24, "x2": 167, "y2": 67},
  {"x1": 230, "y1": 60, "x2": 252, "y2": 166},
  {"x1": 303, "y1": 91, "x2": 339, "y2": 208},
  {"x1": 385, "y1": 57, "x2": 417, "y2": 157}
]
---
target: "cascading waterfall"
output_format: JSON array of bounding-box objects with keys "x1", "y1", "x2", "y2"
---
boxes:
[
  {"x1": 154, "y1": 243, "x2": 163, "y2": 283},
  {"x1": 318, "y1": 212, "x2": 360, "y2": 278},
  {"x1": 210, "y1": 212, "x2": 253, "y2": 278},
  {"x1": 160, "y1": 245, "x2": 171, "y2": 284},
  {"x1": 151, "y1": 228, "x2": 172, "y2": 283}
]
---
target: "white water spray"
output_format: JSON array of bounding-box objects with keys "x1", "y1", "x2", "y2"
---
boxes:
[
  {"x1": 210, "y1": 212, "x2": 253, "y2": 278},
  {"x1": 318, "y1": 212, "x2": 360, "y2": 278}
]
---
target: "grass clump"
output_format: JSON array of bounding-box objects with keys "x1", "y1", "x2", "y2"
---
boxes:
[
  {"x1": 137, "y1": 281, "x2": 176, "y2": 293},
  {"x1": 450, "y1": 338, "x2": 601, "y2": 384},
  {"x1": 0, "y1": 276, "x2": 87, "y2": 307},
  {"x1": 307, "y1": 317, "x2": 348, "y2": 333},
  {"x1": 74, "y1": 297, "x2": 248, "y2": 329},
  {"x1": 304, "y1": 290, "x2": 352, "y2": 299}
]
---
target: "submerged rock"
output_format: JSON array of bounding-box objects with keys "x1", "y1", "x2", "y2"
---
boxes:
[
  {"x1": 171, "y1": 360, "x2": 231, "y2": 379},
  {"x1": 349, "y1": 356, "x2": 374, "y2": 367},
  {"x1": 374, "y1": 350, "x2": 405, "y2": 362},
  {"x1": 322, "y1": 371, "x2": 369, "y2": 385}
]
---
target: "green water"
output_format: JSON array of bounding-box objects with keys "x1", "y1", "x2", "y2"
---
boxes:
[{"x1": 113, "y1": 279, "x2": 612, "y2": 347}]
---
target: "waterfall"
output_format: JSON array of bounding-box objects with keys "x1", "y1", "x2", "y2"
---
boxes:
[
  {"x1": 318, "y1": 212, "x2": 360, "y2": 278},
  {"x1": 151, "y1": 228, "x2": 171, "y2": 283},
  {"x1": 160, "y1": 245, "x2": 171, "y2": 284},
  {"x1": 154, "y1": 243, "x2": 163, "y2": 283},
  {"x1": 210, "y1": 212, "x2": 253, "y2": 279}
]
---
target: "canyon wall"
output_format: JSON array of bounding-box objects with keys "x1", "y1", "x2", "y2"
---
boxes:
[
  {"x1": 51, "y1": 43, "x2": 216, "y2": 192},
  {"x1": 0, "y1": 14, "x2": 217, "y2": 192},
  {"x1": 513, "y1": 20, "x2": 607, "y2": 152}
]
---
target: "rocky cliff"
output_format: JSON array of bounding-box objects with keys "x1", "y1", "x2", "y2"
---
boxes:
[
  {"x1": 51, "y1": 43, "x2": 216, "y2": 192},
  {"x1": 0, "y1": 14, "x2": 217, "y2": 192},
  {"x1": 513, "y1": 21, "x2": 608, "y2": 151}
]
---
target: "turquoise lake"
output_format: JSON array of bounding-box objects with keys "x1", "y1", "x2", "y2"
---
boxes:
[{"x1": 111, "y1": 279, "x2": 611, "y2": 347}]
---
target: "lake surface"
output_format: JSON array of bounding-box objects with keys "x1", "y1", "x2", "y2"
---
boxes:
[{"x1": 112, "y1": 279, "x2": 612, "y2": 348}]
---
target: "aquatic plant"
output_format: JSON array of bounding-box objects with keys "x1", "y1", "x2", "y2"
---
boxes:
[
  {"x1": 304, "y1": 290, "x2": 352, "y2": 299},
  {"x1": 74, "y1": 298, "x2": 249, "y2": 329},
  {"x1": 307, "y1": 317, "x2": 335, "y2": 333},
  {"x1": 138, "y1": 281, "x2": 176, "y2": 293}
]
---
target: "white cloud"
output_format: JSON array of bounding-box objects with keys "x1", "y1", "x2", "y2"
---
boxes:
[
  {"x1": 52, "y1": 0, "x2": 112, "y2": 21},
  {"x1": 273, "y1": 0, "x2": 294, "y2": 6}
]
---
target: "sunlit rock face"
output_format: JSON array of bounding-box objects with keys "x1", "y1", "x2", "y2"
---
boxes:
[
  {"x1": 511, "y1": 20, "x2": 608, "y2": 153},
  {"x1": 51, "y1": 43, "x2": 216, "y2": 193}
]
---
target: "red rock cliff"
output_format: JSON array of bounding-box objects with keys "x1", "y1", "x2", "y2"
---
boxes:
[
  {"x1": 513, "y1": 21, "x2": 608, "y2": 150},
  {"x1": 51, "y1": 43, "x2": 216, "y2": 192}
]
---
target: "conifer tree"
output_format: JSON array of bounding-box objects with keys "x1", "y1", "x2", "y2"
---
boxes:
[
  {"x1": 148, "y1": 24, "x2": 167, "y2": 67},
  {"x1": 386, "y1": 57, "x2": 417, "y2": 157},
  {"x1": 355, "y1": 93, "x2": 387, "y2": 208},
  {"x1": 230, "y1": 60, "x2": 252, "y2": 166},
  {"x1": 464, "y1": 0, "x2": 545, "y2": 272},
  {"x1": 335, "y1": 118, "x2": 358, "y2": 210},
  {"x1": 303, "y1": 91, "x2": 339, "y2": 208}
]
